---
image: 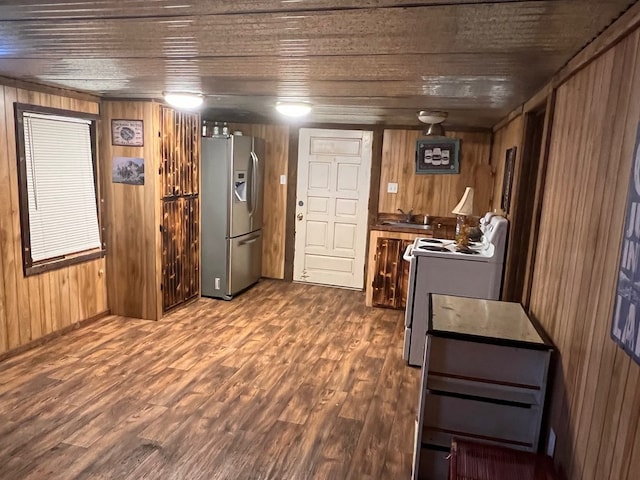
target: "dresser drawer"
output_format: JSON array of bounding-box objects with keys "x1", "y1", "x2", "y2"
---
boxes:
[{"x1": 423, "y1": 392, "x2": 539, "y2": 450}]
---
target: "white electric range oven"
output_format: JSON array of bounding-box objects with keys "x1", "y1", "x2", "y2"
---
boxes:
[{"x1": 402, "y1": 213, "x2": 509, "y2": 366}]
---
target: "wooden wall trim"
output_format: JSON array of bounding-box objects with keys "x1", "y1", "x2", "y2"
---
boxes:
[
  {"x1": 367, "y1": 126, "x2": 384, "y2": 227},
  {"x1": 522, "y1": 91, "x2": 556, "y2": 310},
  {"x1": 523, "y1": 83, "x2": 554, "y2": 114},
  {"x1": 365, "y1": 126, "x2": 385, "y2": 286},
  {"x1": 554, "y1": 1, "x2": 640, "y2": 89},
  {"x1": 0, "y1": 310, "x2": 110, "y2": 364},
  {"x1": 303, "y1": 121, "x2": 491, "y2": 134},
  {"x1": 284, "y1": 127, "x2": 299, "y2": 282},
  {"x1": 0, "y1": 75, "x2": 100, "y2": 103},
  {"x1": 501, "y1": 103, "x2": 547, "y2": 303},
  {"x1": 493, "y1": 105, "x2": 523, "y2": 133},
  {"x1": 493, "y1": 2, "x2": 640, "y2": 133}
]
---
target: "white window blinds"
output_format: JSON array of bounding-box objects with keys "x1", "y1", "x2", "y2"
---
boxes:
[{"x1": 23, "y1": 112, "x2": 101, "y2": 263}]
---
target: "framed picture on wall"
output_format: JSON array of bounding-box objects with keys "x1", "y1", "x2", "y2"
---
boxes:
[
  {"x1": 111, "y1": 119, "x2": 144, "y2": 146},
  {"x1": 501, "y1": 146, "x2": 517, "y2": 213},
  {"x1": 415, "y1": 138, "x2": 460, "y2": 174}
]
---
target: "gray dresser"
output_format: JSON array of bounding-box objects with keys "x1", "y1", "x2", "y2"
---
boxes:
[{"x1": 412, "y1": 294, "x2": 554, "y2": 479}]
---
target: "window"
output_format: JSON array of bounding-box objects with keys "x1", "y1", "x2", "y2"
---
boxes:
[{"x1": 15, "y1": 103, "x2": 104, "y2": 275}]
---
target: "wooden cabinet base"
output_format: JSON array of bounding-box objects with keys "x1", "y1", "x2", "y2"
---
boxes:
[{"x1": 365, "y1": 230, "x2": 420, "y2": 308}]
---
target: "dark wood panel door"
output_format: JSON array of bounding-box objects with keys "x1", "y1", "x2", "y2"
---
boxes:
[
  {"x1": 372, "y1": 238, "x2": 412, "y2": 310},
  {"x1": 160, "y1": 107, "x2": 200, "y2": 313},
  {"x1": 162, "y1": 197, "x2": 200, "y2": 312}
]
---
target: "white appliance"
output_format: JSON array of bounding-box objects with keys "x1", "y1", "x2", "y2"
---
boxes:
[
  {"x1": 201, "y1": 135, "x2": 265, "y2": 300},
  {"x1": 403, "y1": 213, "x2": 509, "y2": 365}
]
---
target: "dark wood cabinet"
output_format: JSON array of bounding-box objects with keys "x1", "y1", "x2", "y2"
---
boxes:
[
  {"x1": 160, "y1": 107, "x2": 200, "y2": 313},
  {"x1": 101, "y1": 101, "x2": 200, "y2": 320},
  {"x1": 371, "y1": 237, "x2": 413, "y2": 309}
]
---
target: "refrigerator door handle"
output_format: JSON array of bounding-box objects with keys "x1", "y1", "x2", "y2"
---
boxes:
[
  {"x1": 247, "y1": 153, "x2": 253, "y2": 215},
  {"x1": 238, "y1": 234, "x2": 261, "y2": 246},
  {"x1": 249, "y1": 151, "x2": 258, "y2": 217}
]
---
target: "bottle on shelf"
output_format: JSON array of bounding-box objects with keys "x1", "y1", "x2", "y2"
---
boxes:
[
  {"x1": 222, "y1": 122, "x2": 229, "y2": 136},
  {"x1": 213, "y1": 121, "x2": 220, "y2": 136}
]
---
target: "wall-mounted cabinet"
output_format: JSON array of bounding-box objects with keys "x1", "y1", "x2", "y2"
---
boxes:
[{"x1": 100, "y1": 101, "x2": 200, "y2": 320}]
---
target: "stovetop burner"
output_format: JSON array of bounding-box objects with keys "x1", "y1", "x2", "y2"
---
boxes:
[
  {"x1": 419, "y1": 238, "x2": 444, "y2": 244},
  {"x1": 418, "y1": 245, "x2": 450, "y2": 252},
  {"x1": 455, "y1": 248, "x2": 480, "y2": 255}
]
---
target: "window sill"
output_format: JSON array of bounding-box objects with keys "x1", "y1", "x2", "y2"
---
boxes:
[{"x1": 25, "y1": 249, "x2": 106, "y2": 277}]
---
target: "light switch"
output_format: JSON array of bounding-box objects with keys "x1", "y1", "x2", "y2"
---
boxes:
[
  {"x1": 387, "y1": 182, "x2": 398, "y2": 193},
  {"x1": 280, "y1": 175, "x2": 287, "y2": 185}
]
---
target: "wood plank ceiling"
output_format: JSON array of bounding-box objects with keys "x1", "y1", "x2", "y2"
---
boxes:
[{"x1": 0, "y1": 0, "x2": 635, "y2": 127}]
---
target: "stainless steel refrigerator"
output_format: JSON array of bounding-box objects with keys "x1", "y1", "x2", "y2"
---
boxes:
[{"x1": 201, "y1": 135, "x2": 265, "y2": 299}]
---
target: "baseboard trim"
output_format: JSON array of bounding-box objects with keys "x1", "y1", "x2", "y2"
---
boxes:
[{"x1": 0, "y1": 310, "x2": 111, "y2": 363}]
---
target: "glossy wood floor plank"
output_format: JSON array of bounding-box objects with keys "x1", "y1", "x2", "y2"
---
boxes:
[{"x1": 0, "y1": 280, "x2": 420, "y2": 479}]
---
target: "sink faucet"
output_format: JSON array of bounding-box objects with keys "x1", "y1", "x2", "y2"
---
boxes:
[{"x1": 397, "y1": 208, "x2": 413, "y2": 223}]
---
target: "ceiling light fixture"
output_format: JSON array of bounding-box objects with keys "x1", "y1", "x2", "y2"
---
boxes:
[
  {"x1": 275, "y1": 102, "x2": 312, "y2": 117},
  {"x1": 417, "y1": 110, "x2": 447, "y2": 124},
  {"x1": 417, "y1": 110, "x2": 448, "y2": 136},
  {"x1": 163, "y1": 92, "x2": 204, "y2": 109}
]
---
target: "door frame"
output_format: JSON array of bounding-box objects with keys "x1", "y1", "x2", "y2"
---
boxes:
[
  {"x1": 284, "y1": 126, "x2": 384, "y2": 283},
  {"x1": 502, "y1": 91, "x2": 556, "y2": 307},
  {"x1": 287, "y1": 127, "x2": 374, "y2": 288}
]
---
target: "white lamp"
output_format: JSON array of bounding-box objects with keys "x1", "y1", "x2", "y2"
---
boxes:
[
  {"x1": 452, "y1": 187, "x2": 474, "y2": 247},
  {"x1": 163, "y1": 92, "x2": 204, "y2": 109},
  {"x1": 452, "y1": 187, "x2": 474, "y2": 216}
]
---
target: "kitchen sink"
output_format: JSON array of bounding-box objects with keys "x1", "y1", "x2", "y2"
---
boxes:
[{"x1": 381, "y1": 221, "x2": 433, "y2": 230}]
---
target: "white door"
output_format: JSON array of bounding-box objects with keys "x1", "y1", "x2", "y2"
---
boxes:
[{"x1": 294, "y1": 128, "x2": 372, "y2": 289}]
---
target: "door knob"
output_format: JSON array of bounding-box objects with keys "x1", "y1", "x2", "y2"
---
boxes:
[{"x1": 297, "y1": 213, "x2": 304, "y2": 221}]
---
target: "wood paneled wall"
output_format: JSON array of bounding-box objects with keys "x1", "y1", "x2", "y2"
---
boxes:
[
  {"x1": 100, "y1": 101, "x2": 162, "y2": 320},
  {"x1": 526, "y1": 29, "x2": 640, "y2": 480},
  {"x1": 378, "y1": 129, "x2": 493, "y2": 217},
  {"x1": 490, "y1": 116, "x2": 524, "y2": 215},
  {"x1": 0, "y1": 84, "x2": 107, "y2": 355},
  {"x1": 228, "y1": 123, "x2": 289, "y2": 279}
]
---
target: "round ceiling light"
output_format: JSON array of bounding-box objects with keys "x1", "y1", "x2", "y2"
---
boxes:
[
  {"x1": 163, "y1": 92, "x2": 204, "y2": 109},
  {"x1": 417, "y1": 110, "x2": 448, "y2": 124},
  {"x1": 275, "y1": 102, "x2": 312, "y2": 117}
]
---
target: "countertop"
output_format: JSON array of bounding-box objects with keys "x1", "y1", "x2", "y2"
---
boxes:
[
  {"x1": 429, "y1": 294, "x2": 553, "y2": 349},
  {"x1": 370, "y1": 214, "x2": 457, "y2": 238},
  {"x1": 370, "y1": 223, "x2": 435, "y2": 234}
]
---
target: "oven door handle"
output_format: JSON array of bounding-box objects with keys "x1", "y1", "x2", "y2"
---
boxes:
[{"x1": 403, "y1": 244, "x2": 414, "y2": 261}]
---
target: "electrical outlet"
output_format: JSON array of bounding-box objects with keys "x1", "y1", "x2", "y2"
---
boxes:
[
  {"x1": 387, "y1": 182, "x2": 398, "y2": 193},
  {"x1": 215, "y1": 277, "x2": 221, "y2": 290},
  {"x1": 280, "y1": 175, "x2": 287, "y2": 185},
  {"x1": 547, "y1": 428, "x2": 556, "y2": 458}
]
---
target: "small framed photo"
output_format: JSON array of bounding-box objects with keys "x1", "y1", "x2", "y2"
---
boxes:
[
  {"x1": 416, "y1": 138, "x2": 460, "y2": 174},
  {"x1": 111, "y1": 119, "x2": 144, "y2": 146},
  {"x1": 501, "y1": 146, "x2": 517, "y2": 213},
  {"x1": 112, "y1": 156, "x2": 144, "y2": 185}
]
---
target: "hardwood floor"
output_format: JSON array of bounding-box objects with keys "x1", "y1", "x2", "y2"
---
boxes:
[{"x1": 0, "y1": 280, "x2": 420, "y2": 479}]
